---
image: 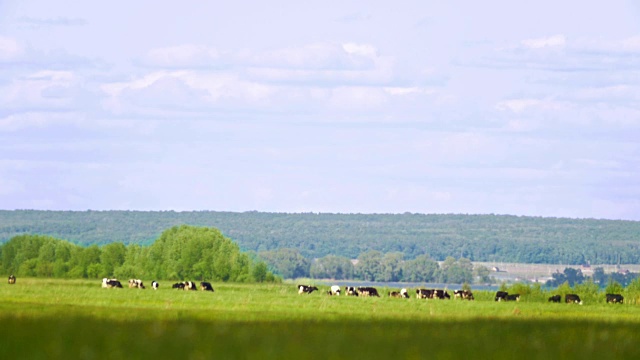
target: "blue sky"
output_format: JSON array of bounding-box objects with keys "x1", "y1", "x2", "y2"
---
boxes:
[{"x1": 1, "y1": 1, "x2": 640, "y2": 220}]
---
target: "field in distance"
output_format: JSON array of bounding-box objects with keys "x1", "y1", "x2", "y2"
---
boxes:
[{"x1": 1, "y1": 278, "x2": 640, "y2": 359}]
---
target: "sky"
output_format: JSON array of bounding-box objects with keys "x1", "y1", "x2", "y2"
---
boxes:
[{"x1": 1, "y1": 1, "x2": 640, "y2": 220}]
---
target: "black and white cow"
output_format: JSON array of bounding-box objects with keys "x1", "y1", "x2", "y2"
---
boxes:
[
  {"x1": 200, "y1": 282, "x2": 214, "y2": 292},
  {"x1": 152, "y1": 281, "x2": 159, "y2": 290},
  {"x1": 548, "y1": 295, "x2": 561, "y2": 303},
  {"x1": 433, "y1": 289, "x2": 451, "y2": 300},
  {"x1": 606, "y1": 293, "x2": 624, "y2": 304},
  {"x1": 454, "y1": 290, "x2": 474, "y2": 300},
  {"x1": 345, "y1": 286, "x2": 358, "y2": 296},
  {"x1": 102, "y1": 278, "x2": 123, "y2": 288},
  {"x1": 128, "y1": 279, "x2": 145, "y2": 289},
  {"x1": 357, "y1": 287, "x2": 380, "y2": 297},
  {"x1": 327, "y1": 285, "x2": 341, "y2": 296},
  {"x1": 389, "y1": 288, "x2": 409, "y2": 298},
  {"x1": 416, "y1": 289, "x2": 434, "y2": 299},
  {"x1": 495, "y1": 291, "x2": 508, "y2": 301},
  {"x1": 8, "y1": 274, "x2": 16, "y2": 284},
  {"x1": 183, "y1": 281, "x2": 197, "y2": 291},
  {"x1": 298, "y1": 285, "x2": 319, "y2": 294},
  {"x1": 172, "y1": 282, "x2": 185, "y2": 289},
  {"x1": 565, "y1": 294, "x2": 583, "y2": 304},
  {"x1": 505, "y1": 294, "x2": 520, "y2": 301}
]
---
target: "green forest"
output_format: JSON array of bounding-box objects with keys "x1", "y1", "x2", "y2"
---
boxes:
[
  {"x1": 0, "y1": 225, "x2": 277, "y2": 283},
  {"x1": 2, "y1": 210, "x2": 640, "y2": 265}
]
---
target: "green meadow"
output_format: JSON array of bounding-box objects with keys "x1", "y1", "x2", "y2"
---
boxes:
[{"x1": 1, "y1": 278, "x2": 640, "y2": 359}]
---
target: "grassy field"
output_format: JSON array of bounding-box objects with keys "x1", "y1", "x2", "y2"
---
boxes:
[{"x1": 1, "y1": 278, "x2": 640, "y2": 359}]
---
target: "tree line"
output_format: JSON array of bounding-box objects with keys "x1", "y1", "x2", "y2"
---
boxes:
[
  {"x1": 2, "y1": 210, "x2": 640, "y2": 265},
  {"x1": 257, "y1": 248, "x2": 490, "y2": 284},
  {"x1": 0, "y1": 225, "x2": 278, "y2": 283}
]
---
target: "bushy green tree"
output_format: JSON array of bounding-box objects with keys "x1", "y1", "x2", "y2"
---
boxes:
[
  {"x1": 402, "y1": 254, "x2": 439, "y2": 282},
  {"x1": 258, "y1": 248, "x2": 310, "y2": 279},
  {"x1": 310, "y1": 255, "x2": 354, "y2": 280},
  {"x1": 356, "y1": 250, "x2": 384, "y2": 281}
]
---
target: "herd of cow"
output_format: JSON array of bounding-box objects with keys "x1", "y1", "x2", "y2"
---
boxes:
[
  {"x1": 3, "y1": 275, "x2": 627, "y2": 304},
  {"x1": 100, "y1": 278, "x2": 214, "y2": 292},
  {"x1": 298, "y1": 284, "x2": 626, "y2": 304}
]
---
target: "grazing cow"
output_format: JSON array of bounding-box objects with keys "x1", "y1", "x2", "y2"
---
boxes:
[
  {"x1": 128, "y1": 279, "x2": 145, "y2": 289},
  {"x1": 298, "y1": 285, "x2": 319, "y2": 294},
  {"x1": 8, "y1": 275, "x2": 16, "y2": 284},
  {"x1": 454, "y1": 290, "x2": 474, "y2": 300},
  {"x1": 400, "y1": 288, "x2": 409, "y2": 298},
  {"x1": 345, "y1": 286, "x2": 358, "y2": 296},
  {"x1": 495, "y1": 291, "x2": 508, "y2": 301},
  {"x1": 152, "y1": 281, "x2": 159, "y2": 290},
  {"x1": 433, "y1": 289, "x2": 451, "y2": 300},
  {"x1": 102, "y1": 278, "x2": 122, "y2": 288},
  {"x1": 357, "y1": 286, "x2": 380, "y2": 297},
  {"x1": 548, "y1": 295, "x2": 561, "y2": 303},
  {"x1": 505, "y1": 294, "x2": 520, "y2": 301},
  {"x1": 183, "y1": 281, "x2": 197, "y2": 291},
  {"x1": 565, "y1": 294, "x2": 583, "y2": 304},
  {"x1": 416, "y1": 289, "x2": 434, "y2": 299},
  {"x1": 389, "y1": 288, "x2": 409, "y2": 298},
  {"x1": 172, "y1": 282, "x2": 185, "y2": 290},
  {"x1": 102, "y1": 278, "x2": 121, "y2": 288},
  {"x1": 327, "y1": 285, "x2": 341, "y2": 296},
  {"x1": 606, "y1": 293, "x2": 624, "y2": 304},
  {"x1": 200, "y1": 282, "x2": 214, "y2": 292}
]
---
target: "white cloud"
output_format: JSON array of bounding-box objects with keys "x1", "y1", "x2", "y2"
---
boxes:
[
  {"x1": 0, "y1": 36, "x2": 24, "y2": 61},
  {"x1": 521, "y1": 34, "x2": 566, "y2": 49},
  {"x1": 142, "y1": 45, "x2": 224, "y2": 68},
  {"x1": 495, "y1": 99, "x2": 541, "y2": 112}
]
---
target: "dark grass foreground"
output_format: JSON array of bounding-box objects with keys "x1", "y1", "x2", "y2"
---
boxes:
[{"x1": 1, "y1": 316, "x2": 639, "y2": 359}]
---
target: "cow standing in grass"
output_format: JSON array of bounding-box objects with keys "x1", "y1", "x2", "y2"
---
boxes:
[
  {"x1": 357, "y1": 287, "x2": 380, "y2": 297},
  {"x1": 8, "y1": 275, "x2": 16, "y2": 284},
  {"x1": 565, "y1": 294, "x2": 583, "y2": 304},
  {"x1": 298, "y1": 285, "x2": 318, "y2": 294},
  {"x1": 152, "y1": 281, "x2": 159, "y2": 290},
  {"x1": 345, "y1": 286, "x2": 358, "y2": 296},
  {"x1": 606, "y1": 294, "x2": 623, "y2": 304},
  {"x1": 129, "y1": 279, "x2": 145, "y2": 289},
  {"x1": 102, "y1": 278, "x2": 123, "y2": 288},
  {"x1": 200, "y1": 282, "x2": 214, "y2": 292},
  {"x1": 548, "y1": 295, "x2": 561, "y2": 303},
  {"x1": 327, "y1": 285, "x2": 341, "y2": 296}
]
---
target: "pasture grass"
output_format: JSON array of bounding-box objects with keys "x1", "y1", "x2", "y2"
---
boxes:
[{"x1": 1, "y1": 278, "x2": 640, "y2": 359}]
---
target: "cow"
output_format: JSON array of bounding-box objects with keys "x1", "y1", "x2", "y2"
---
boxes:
[
  {"x1": 200, "y1": 282, "x2": 214, "y2": 292},
  {"x1": 128, "y1": 279, "x2": 145, "y2": 289},
  {"x1": 298, "y1": 285, "x2": 319, "y2": 294},
  {"x1": 390, "y1": 288, "x2": 409, "y2": 298},
  {"x1": 357, "y1": 287, "x2": 380, "y2": 297},
  {"x1": 327, "y1": 285, "x2": 341, "y2": 296},
  {"x1": 495, "y1": 291, "x2": 508, "y2": 301},
  {"x1": 432, "y1": 289, "x2": 451, "y2": 299},
  {"x1": 454, "y1": 290, "x2": 474, "y2": 300},
  {"x1": 183, "y1": 281, "x2": 197, "y2": 291},
  {"x1": 505, "y1": 294, "x2": 520, "y2": 301},
  {"x1": 102, "y1": 278, "x2": 123, "y2": 288},
  {"x1": 8, "y1": 275, "x2": 16, "y2": 284},
  {"x1": 565, "y1": 294, "x2": 583, "y2": 304},
  {"x1": 400, "y1": 288, "x2": 409, "y2": 298},
  {"x1": 152, "y1": 281, "x2": 159, "y2": 290},
  {"x1": 606, "y1": 293, "x2": 624, "y2": 304},
  {"x1": 548, "y1": 295, "x2": 561, "y2": 303},
  {"x1": 172, "y1": 282, "x2": 185, "y2": 290},
  {"x1": 416, "y1": 289, "x2": 434, "y2": 299},
  {"x1": 102, "y1": 278, "x2": 120, "y2": 288},
  {"x1": 345, "y1": 286, "x2": 358, "y2": 296}
]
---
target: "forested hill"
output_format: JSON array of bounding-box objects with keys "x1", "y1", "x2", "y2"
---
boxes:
[{"x1": 2, "y1": 210, "x2": 640, "y2": 264}]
